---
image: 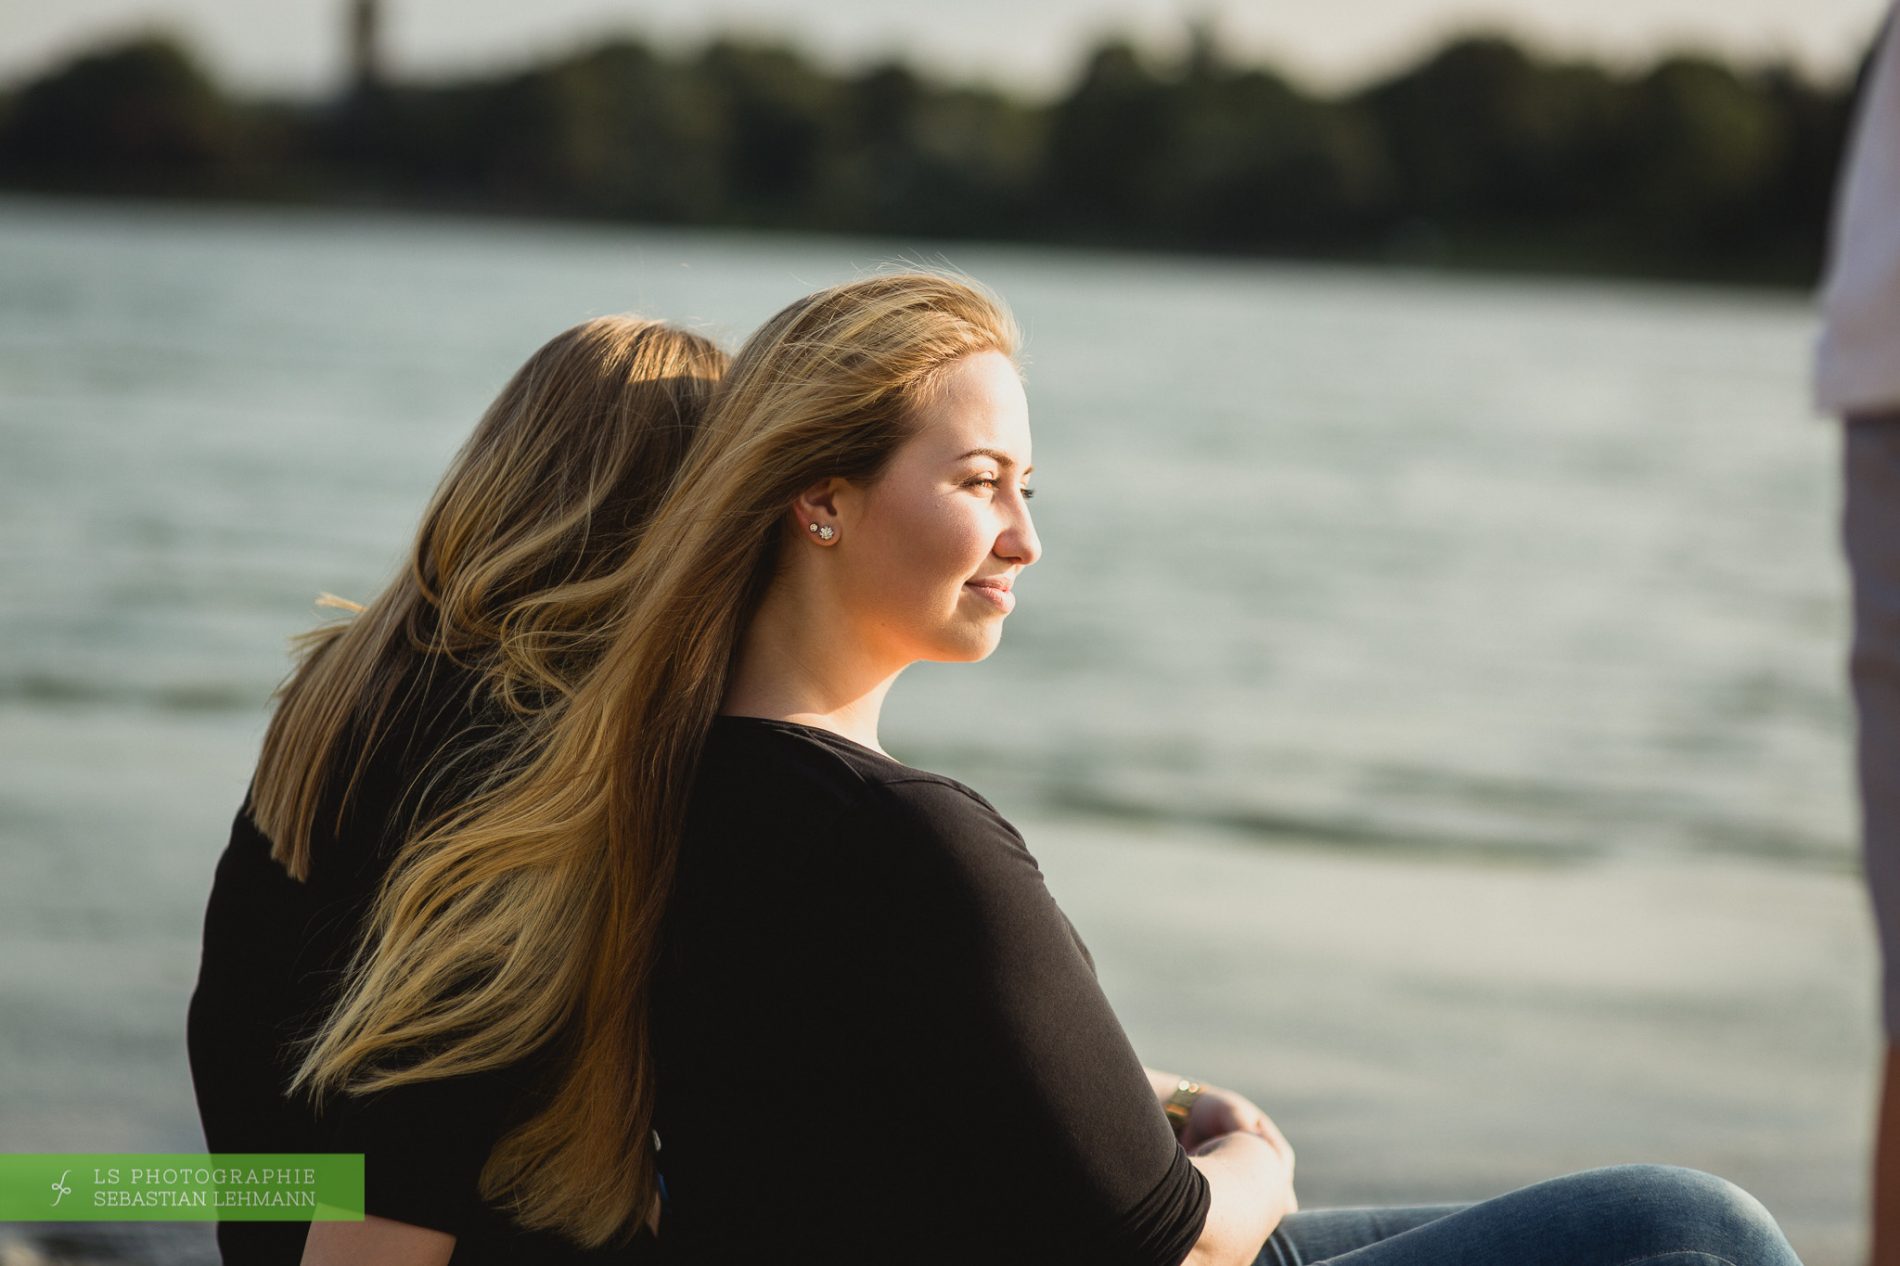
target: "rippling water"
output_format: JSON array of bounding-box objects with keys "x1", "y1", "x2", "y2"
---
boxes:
[
  {"x1": 0, "y1": 195, "x2": 1852, "y2": 1192},
  {"x1": 0, "y1": 195, "x2": 1849, "y2": 867}
]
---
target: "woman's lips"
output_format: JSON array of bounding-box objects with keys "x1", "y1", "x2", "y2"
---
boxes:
[{"x1": 963, "y1": 582, "x2": 1015, "y2": 613}]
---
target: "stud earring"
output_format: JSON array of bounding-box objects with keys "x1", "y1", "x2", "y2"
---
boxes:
[{"x1": 808, "y1": 522, "x2": 835, "y2": 541}]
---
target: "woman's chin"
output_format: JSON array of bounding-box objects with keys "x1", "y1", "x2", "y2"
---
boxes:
[{"x1": 926, "y1": 625, "x2": 1004, "y2": 664}]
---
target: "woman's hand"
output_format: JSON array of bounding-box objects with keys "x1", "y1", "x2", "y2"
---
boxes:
[
  {"x1": 1180, "y1": 1085, "x2": 1296, "y2": 1196},
  {"x1": 1187, "y1": 1092, "x2": 1300, "y2": 1217}
]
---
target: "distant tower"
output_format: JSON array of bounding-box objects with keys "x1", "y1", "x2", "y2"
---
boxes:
[
  {"x1": 348, "y1": 0, "x2": 383, "y2": 96},
  {"x1": 1185, "y1": 11, "x2": 1223, "y2": 81}
]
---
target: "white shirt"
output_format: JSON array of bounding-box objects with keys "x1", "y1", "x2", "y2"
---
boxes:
[{"x1": 1815, "y1": 5, "x2": 1900, "y2": 416}]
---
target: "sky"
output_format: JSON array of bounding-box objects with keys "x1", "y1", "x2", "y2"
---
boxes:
[{"x1": 0, "y1": 0, "x2": 1890, "y2": 99}]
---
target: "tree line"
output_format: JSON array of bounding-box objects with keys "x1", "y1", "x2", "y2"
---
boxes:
[{"x1": 0, "y1": 25, "x2": 1867, "y2": 285}]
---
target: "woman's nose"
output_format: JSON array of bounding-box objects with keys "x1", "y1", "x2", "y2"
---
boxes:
[{"x1": 1000, "y1": 499, "x2": 1041, "y2": 567}]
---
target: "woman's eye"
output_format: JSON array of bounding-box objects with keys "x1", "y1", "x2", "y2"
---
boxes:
[{"x1": 969, "y1": 477, "x2": 1035, "y2": 499}]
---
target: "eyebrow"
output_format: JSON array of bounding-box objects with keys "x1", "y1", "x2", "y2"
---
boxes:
[{"x1": 954, "y1": 447, "x2": 1035, "y2": 477}]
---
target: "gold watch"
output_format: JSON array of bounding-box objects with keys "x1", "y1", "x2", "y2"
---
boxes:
[{"x1": 1163, "y1": 1078, "x2": 1205, "y2": 1138}]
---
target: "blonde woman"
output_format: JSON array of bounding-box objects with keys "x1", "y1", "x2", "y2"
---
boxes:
[
  {"x1": 281, "y1": 273, "x2": 1806, "y2": 1266},
  {"x1": 186, "y1": 315, "x2": 726, "y2": 1265}
]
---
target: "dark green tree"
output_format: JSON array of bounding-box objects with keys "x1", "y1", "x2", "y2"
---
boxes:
[
  {"x1": 696, "y1": 38, "x2": 838, "y2": 224},
  {"x1": 1043, "y1": 39, "x2": 1178, "y2": 239},
  {"x1": 0, "y1": 33, "x2": 237, "y2": 187},
  {"x1": 1158, "y1": 65, "x2": 1392, "y2": 249},
  {"x1": 1613, "y1": 55, "x2": 1792, "y2": 251},
  {"x1": 1359, "y1": 35, "x2": 1614, "y2": 221}
]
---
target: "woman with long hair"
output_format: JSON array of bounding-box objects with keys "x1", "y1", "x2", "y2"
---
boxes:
[
  {"x1": 187, "y1": 314, "x2": 727, "y2": 1265},
  {"x1": 282, "y1": 271, "x2": 1808, "y2": 1266}
]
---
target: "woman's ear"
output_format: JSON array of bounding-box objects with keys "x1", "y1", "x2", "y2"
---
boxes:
[{"x1": 791, "y1": 477, "x2": 844, "y2": 538}]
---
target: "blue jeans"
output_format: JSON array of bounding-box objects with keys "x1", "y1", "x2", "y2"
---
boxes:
[{"x1": 1255, "y1": 1164, "x2": 1803, "y2": 1265}]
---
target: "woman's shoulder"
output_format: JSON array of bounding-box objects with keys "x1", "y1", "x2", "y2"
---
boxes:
[
  {"x1": 701, "y1": 714, "x2": 1005, "y2": 821},
  {"x1": 697, "y1": 715, "x2": 1034, "y2": 884}
]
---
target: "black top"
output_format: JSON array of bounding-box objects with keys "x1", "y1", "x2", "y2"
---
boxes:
[
  {"x1": 649, "y1": 715, "x2": 1211, "y2": 1266},
  {"x1": 186, "y1": 656, "x2": 655, "y2": 1265}
]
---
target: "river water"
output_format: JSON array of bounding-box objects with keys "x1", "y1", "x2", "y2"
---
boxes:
[{"x1": 0, "y1": 194, "x2": 1858, "y2": 1261}]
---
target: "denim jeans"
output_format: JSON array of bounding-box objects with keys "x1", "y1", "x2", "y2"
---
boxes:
[{"x1": 1254, "y1": 1164, "x2": 1803, "y2": 1266}]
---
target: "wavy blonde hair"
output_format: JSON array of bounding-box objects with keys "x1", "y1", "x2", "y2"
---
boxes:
[
  {"x1": 251, "y1": 314, "x2": 728, "y2": 880},
  {"x1": 293, "y1": 271, "x2": 1023, "y2": 1247}
]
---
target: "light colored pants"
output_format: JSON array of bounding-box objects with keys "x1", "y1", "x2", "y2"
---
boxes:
[
  {"x1": 1846, "y1": 411, "x2": 1900, "y2": 1037},
  {"x1": 1256, "y1": 1163, "x2": 1800, "y2": 1265}
]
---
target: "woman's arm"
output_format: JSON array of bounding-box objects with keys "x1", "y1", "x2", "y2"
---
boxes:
[
  {"x1": 301, "y1": 1215, "x2": 455, "y2": 1266},
  {"x1": 847, "y1": 779, "x2": 1214, "y2": 1263},
  {"x1": 1181, "y1": 1131, "x2": 1296, "y2": 1266},
  {"x1": 1132, "y1": 1056, "x2": 1299, "y2": 1254}
]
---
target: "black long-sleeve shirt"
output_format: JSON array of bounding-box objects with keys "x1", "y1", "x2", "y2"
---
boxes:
[
  {"x1": 186, "y1": 657, "x2": 653, "y2": 1264},
  {"x1": 650, "y1": 715, "x2": 1211, "y2": 1265}
]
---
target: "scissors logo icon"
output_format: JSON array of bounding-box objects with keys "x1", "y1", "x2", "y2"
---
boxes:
[{"x1": 50, "y1": 1170, "x2": 72, "y2": 1207}]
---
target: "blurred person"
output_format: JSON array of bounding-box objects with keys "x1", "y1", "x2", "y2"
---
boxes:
[
  {"x1": 1815, "y1": 6, "x2": 1900, "y2": 1265},
  {"x1": 187, "y1": 314, "x2": 728, "y2": 1265},
  {"x1": 292, "y1": 269, "x2": 1805, "y2": 1265}
]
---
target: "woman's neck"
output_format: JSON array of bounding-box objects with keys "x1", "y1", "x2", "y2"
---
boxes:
[{"x1": 720, "y1": 581, "x2": 903, "y2": 757}]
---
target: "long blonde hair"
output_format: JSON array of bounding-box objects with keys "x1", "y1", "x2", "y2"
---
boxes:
[
  {"x1": 293, "y1": 272, "x2": 1023, "y2": 1247},
  {"x1": 251, "y1": 314, "x2": 728, "y2": 880}
]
